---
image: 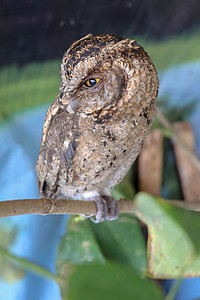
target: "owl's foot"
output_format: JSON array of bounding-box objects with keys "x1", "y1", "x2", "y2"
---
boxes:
[{"x1": 88, "y1": 195, "x2": 119, "y2": 223}]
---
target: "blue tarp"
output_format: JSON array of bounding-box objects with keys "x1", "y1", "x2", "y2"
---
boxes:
[{"x1": 0, "y1": 107, "x2": 69, "y2": 300}]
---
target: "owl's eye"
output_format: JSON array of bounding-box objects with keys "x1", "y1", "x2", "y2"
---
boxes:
[{"x1": 83, "y1": 77, "x2": 101, "y2": 88}]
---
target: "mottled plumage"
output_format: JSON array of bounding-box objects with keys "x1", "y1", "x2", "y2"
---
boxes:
[{"x1": 36, "y1": 33, "x2": 159, "y2": 222}]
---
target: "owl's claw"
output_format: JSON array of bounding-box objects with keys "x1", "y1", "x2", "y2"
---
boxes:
[{"x1": 88, "y1": 195, "x2": 119, "y2": 223}]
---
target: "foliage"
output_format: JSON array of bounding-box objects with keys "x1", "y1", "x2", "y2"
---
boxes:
[
  {"x1": 60, "y1": 263, "x2": 163, "y2": 300},
  {"x1": 138, "y1": 29, "x2": 200, "y2": 70},
  {"x1": 0, "y1": 226, "x2": 25, "y2": 282},
  {"x1": 3, "y1": 191, "x2": 200, "y2": 298},
  {"x1": 0, "y1": 60, "x2": 60, "y2": 122},
  {"x1": 134, "y1": 193, "x2": 200, "y2": 278},
  {"x1": 57, "y1": 214, "x2": 147, "y2": 276}
]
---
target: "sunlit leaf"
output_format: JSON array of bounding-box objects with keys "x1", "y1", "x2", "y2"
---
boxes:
[{"x1": 134, "y1": 192, "x2": 200, "y2": 278}]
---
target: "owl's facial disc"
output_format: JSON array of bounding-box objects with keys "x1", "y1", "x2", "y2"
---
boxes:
[
  {"x1": 68, "y1": 66, "x2": 126, "y2": 115},
  {"x1": 68, "y1": 74, "x2": 103, "y2": 113}
]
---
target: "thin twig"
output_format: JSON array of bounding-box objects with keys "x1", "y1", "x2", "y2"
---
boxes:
[
  {"x1": 0, "y1": 197, "x2": 200, "y2": 219},
  {"x1": 157, "y1": 108, "x2": 200, "y2": 171},
  {"x1": 169, "y1": 200, "x2": 200, "y2": 212}
]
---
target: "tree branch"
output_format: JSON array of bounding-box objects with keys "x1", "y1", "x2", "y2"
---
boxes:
[
  {"x1": 0, "y1": 197, "x2": 200, "y2": 219},
  {"x1": 0, "y1": 198, "x2": 135, "y2": 218}
]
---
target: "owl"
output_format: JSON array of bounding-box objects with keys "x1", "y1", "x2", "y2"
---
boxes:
[{"x1": 36, "y1": 34, "x2": 159, "y2": 223}]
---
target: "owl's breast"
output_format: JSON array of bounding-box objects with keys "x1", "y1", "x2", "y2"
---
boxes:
[{"x1": 70, "y1": 102, "x2": 154, "y2": 192}]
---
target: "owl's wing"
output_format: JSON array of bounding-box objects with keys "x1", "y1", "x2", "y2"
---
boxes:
[{"x1": 36, "y1": 97, "x2": 79, "y2": 198}]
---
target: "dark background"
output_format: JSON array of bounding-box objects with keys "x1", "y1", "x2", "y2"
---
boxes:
[{"x1": 1, "y1": 0, "x2": 200, "y2": 66}]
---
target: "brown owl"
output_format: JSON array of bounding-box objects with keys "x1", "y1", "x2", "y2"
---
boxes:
[{"x1": 36, "y1": 34, "x2": 159, "y2": 223}]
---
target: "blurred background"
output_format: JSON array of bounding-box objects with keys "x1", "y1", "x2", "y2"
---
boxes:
[
  {"x1": 0, "y1": 1, "x2": 200, "y2": 299},
  {"x1": 1, "y1": 0, "x2": 200, "y2": 122}
]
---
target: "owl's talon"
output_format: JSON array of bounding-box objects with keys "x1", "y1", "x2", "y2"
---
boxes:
[{"x1": 88, "y1": 195, "x2": 119, "y2": 223}]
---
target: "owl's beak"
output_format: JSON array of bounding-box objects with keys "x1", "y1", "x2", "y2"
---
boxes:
[{"x1": 70, "y1": 97, "x2": 80, "y2": 113}]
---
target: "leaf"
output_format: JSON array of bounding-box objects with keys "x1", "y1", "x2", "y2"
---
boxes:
[
  {"x1": 111, "y1": 168, "x2": 136, "y2": 200},
  {"x1": 0, "y1": 246, "x2": 58, "y2": 284},
  {"x1": 0, "y1": 246, "x2": 57, "y2": 281},
  {"x1": 90, "y1": 214, "x2": 147, "y2": 276},
  {"x1": 56, "y1": 166, "x2": 143, "y2": 275},
  {"x1": 0, "y1": 258, "x2": 25, "y2": 283},
  {"x1": 134, "y1": 192, "x2": 200, "y2": 278},
  {"x1": 60, "y1": 262, "x2": 163, "y2": 300},
  {"x1": 56, "y1": 216, "x2": 105, "y2": 270},
  {"x1": 0, "y1": 225, "x2": 25, "y2": 282},
  {"x1": 162, "y1": 138, "x2": 182, "y2": 200},
  {"x1": 0, "y1": 226, "x2": 18, "y2": 248}
]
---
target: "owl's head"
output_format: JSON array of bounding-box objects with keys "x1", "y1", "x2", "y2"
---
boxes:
[{"x1": 59, "y1": 34, "x2": 159, "y2": 119}]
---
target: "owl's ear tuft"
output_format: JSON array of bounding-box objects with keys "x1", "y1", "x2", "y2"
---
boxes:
[
  {"x1": 67, "y1": 34, "x2": 93, "y2": 54},
  {"x1": 113, "y1": 38, "x2": 141, "y2": 52},
  {"x1": 113, "y1": 38, "x2": 130, "y2": 48}
]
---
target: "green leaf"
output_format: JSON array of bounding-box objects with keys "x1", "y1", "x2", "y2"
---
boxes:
[
  {"x1": 56, "y1": 216, "x2": 105, "y2": 270},
  {"x1": 90, "y1": 214, "x2": 147, "y2": 276},
  {"x1": 134, "y1": 192, "x2": 200, "y2": 278},
  {"x1": 111, "y1": 168, "x2": 136, "y2": 200},
  {"x1": 0, "y1": 257, "x2": 25, "y2": 283},
  {"x1": 0, "y1": 225, "x2": 25, "y2": 282},
  {"x1": 0, "y1": 246, "x2": 57, "y2": 282},
  {"x1": 0, "y1": 225, "x2": 57, "y2": 282},
  {"x1": 0, "y1": 226, "x2": 18, "y2": 248},
  {"x1": 60, "y1": 262, "x2": 163, "y2": 300}
]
